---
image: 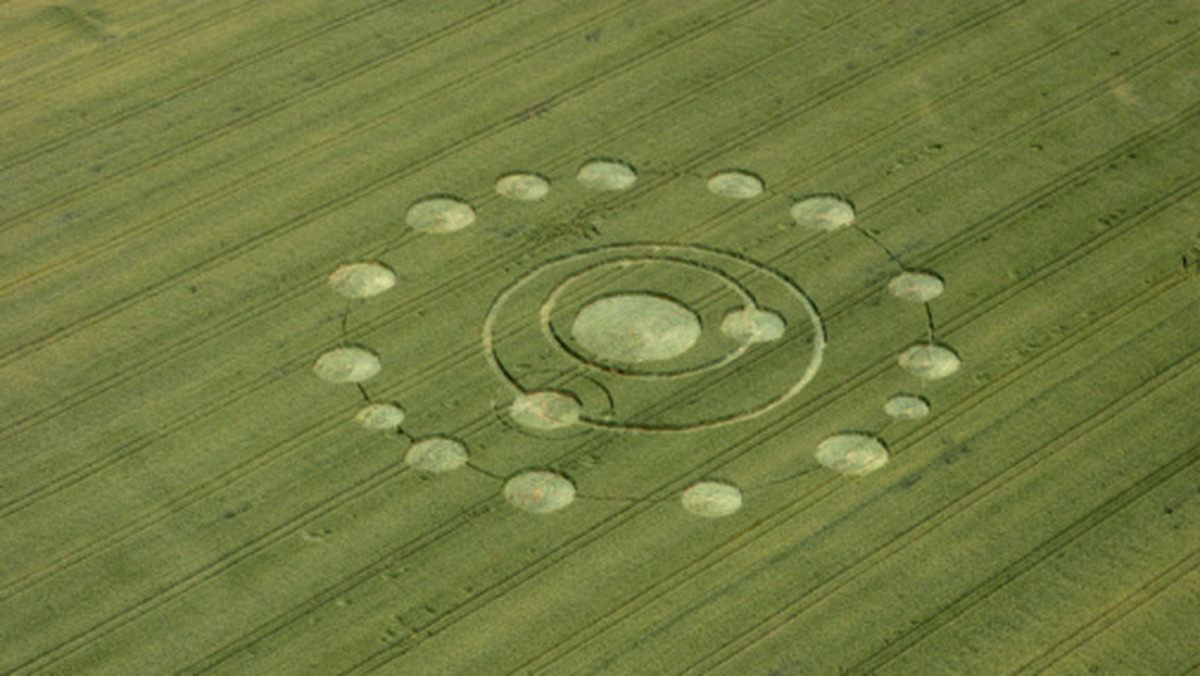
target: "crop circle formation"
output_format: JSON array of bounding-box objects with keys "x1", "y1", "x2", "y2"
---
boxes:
[{"x1": 313, "y1": 157, "x2": 963, "y2": 518}]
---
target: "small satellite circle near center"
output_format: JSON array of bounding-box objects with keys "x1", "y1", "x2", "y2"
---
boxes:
[{"x1": 508, "y1": 390, "x2": 583, "y2": 430}]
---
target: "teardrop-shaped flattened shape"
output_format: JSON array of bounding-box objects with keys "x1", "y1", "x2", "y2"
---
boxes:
[
  {"x1": 328, "y1": 262, "x2": 397, "y2": 299},
  {"x1": 680, "y1": 481, "x2": 744, "y2": 518},
  {"x1": 790, "y1": 194, "x2": 855, "y2": 231},
  {"x1": 495, "y1": 172, "x2": 551, "y2": 201},
  {"x1": 706, "y1": 170, "x2": 765, "y2": 199},
  {"x1": 503, "y1": 470, "x2": 576, "y2": 513},
  {"x1": 815, "y1": 433, "x2": 889, "y2": 476},
  {"x1": 883, "y1": 394, "x2": 930, "y2": 420},
  {"x1": 405, "y1": 195, "x2": 476, "y2": 233},
  {"x1": 571, "y1": 293, "x2": 702, "y2": 363},
  {"x1": 576, "y1": 158, "x2": 637, "y2": 191},
  {"x1": 887, "y1": 270, "x2": 945, "y2": 302},
  {"x1": 509, "y1": 390, "x2": 582, "y2": 430},
  {"x1": 720, "y1": 307, "x2": 786, "y2": 344},
  {"x1": 354, "y1": 402, "x2": 407, "y2": 430},
  {"x1": 313, "y1": 346, "x2": 381, "y2": 383},
  {"x1": 404, "y1": 437, "x2": 468, "y2": 473},
  {"x1": 898, "y1": 343, "x2": 962, "y2": 380}
]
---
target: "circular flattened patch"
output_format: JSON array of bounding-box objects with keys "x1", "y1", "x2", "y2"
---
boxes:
[
  {"x1": 883, "y1": 394, "x2": 930, "y2": 420},
  {"x1": 313, "y1": 346, "x2": 381, "y2": 383},
  {"x1": 887, "y1": 271, "x2": 945, "y2": 302},
  {"x1": 509, "y1": 390, "x2": 582, "y2": 430},
  {"x1": 706, "y1": 170, "x2": 765, "y2": 199},
  {"x1": 576, "y1": 159, "x2": 637, "y2": 191},
  {"x1": 404, "y1": 437, "x2": 468, "y2": 473},
  {"x1": 503, "y1": 470, "x2": 576, "y2": 513},
  {"x1": 495, "y1": 172, "x2": 551, "y2": 201},
  {"x1": 354, "y1": 402, "x2": 406, "y2": 430},
  {"x1": 815, "y1": 433, "x2": 889, "y2": 476},
  {"x1": 328, "y1": 262, "x2": 397, "y2": 299},
  {"x1": 790, "y1": 195, "x2": 855, "y2": 231},
  {"x1": 680, "y1": 481, "x2": 744, "y2": 518},
  {"x1": 405, "y1": 196, "x2": 476, "y2": 233},
  {"x1": 720, "y1": 307, "x2": 786, "y2": 344},
  {"x1": 898, "y1": 343, "x2": 961, "y2": 380},
  {"x1": 571, "y1": 293, "x2": 702, "y2": 363}
]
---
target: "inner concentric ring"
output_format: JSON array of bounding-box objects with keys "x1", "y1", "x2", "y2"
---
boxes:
[{"x1": 540, "y1": 256, "x2": 756, "y2": 378}]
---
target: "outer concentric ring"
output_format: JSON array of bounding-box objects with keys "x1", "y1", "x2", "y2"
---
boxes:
[{"x1": 482, "y1": 243, "x2": 826, "y2": 432}]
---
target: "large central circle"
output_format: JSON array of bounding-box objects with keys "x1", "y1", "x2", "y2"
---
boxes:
[{"x1": 570, "y1": 293, "x2": 702, "y2": 364}]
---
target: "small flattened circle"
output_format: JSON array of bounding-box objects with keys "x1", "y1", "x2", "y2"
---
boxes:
[
  {"x1": 720, "y1": 307, "x2": 786, "y2": 344},
  {"x1": 503, "y1": 470, "x2": 576, "y2": 513},
  {"x1": 405, "y1": 196, "x2": 476, "y2": 233},
  {"x1": 790, "y1": 194, "x2": 855, "y2": 231},
  {"x1": 328, "y1": 262, "x2": 397, "y2": 299},
  {"x1": 495, "y1": 172, "x2": 551, "y2": 201},
  {"x1": 354, "y1": 402, "x2": 406, "y2": 430},
  {"x1": 883, "y1": 394, "x2": 930, "y2": 420},
  {"x1": 815, "y1": 433, "x2": 889, "y2": 476},
  {"x1": 571, "y1": 293, "x2": 702, "y2": 363},
  {"x1": 576, "y1": 159, "x2": 637, "y2": 191},
  {"x1": 313, "y1": 346, "x2": 382, "y2": 383},
  {"x1": 898, "y1": 343, "x2": 962, "y2": 380},
  {"x1": 887, "y1": 271, "x2": 945, "y2": 302},
  {"x1": 706, "y1": 170, "x2": 765, "y2": 199},
  {"x1": 509, "y1": 390, "x2": 582, "y2": 430},
  {"x1": 404, "y1": 437, "x2": 468, "y2": 473},
  {"x1": 680, "y1": 481, "x2": 743, "y2": 518}
]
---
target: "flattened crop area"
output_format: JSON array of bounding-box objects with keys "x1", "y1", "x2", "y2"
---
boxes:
[{"x1": 2, "y1": 1, "x2": 1199, "y2": 673}]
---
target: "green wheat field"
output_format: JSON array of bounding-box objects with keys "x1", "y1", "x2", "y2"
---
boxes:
[{"x1": 3, "y1": 1, "x2": 1199, "y2": 673}]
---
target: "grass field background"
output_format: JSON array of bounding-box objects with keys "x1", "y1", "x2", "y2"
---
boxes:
[{"x1": 3, "y1": 0, "x2": 1199, "y2": 673}]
